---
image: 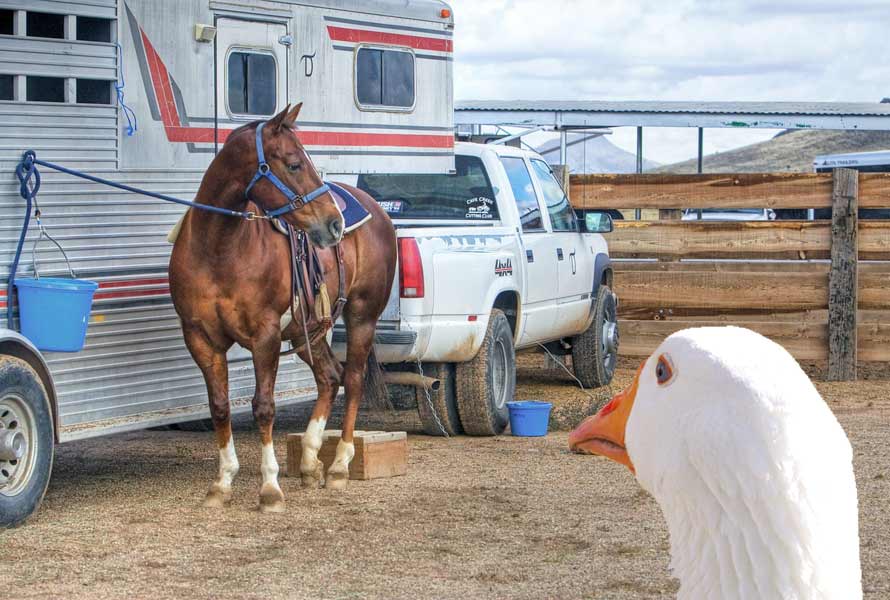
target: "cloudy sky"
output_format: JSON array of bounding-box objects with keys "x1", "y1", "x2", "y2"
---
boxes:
[{"x1": 448, "y1": 0, "x2": 890, "y2": 165}]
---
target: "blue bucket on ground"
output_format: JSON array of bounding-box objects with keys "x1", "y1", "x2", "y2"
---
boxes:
[
  {"x1": 507, "y1": 400, "x2": 553, "y2": 437},
  {"x1": 15, "y1": 277, "x2": 98, "y2": 352}
]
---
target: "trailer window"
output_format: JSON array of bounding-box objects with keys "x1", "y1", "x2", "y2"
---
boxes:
[
  {"x1": 77, "y1": 79, "x2": 111, "y2": 104},
  {"x1": 0, "y1": 10, "x2": 13, "y2": 35},
  {"x1": 530, "y1": 159, "x2": 577, "y2": 232},
  {"x1": 76, "y1": 16, "x2": 113, "y2": 43},
  {"x1": 356, "y1": 155, "x2": 497, "y2": 221},
  {"x1": 355, "y1": 47, "x2": 415, "y2": 109},
  {"x1": 0, "y1": 75, "x2": 12, "y2": 101},
  {"x1": 500, "y1": 157, "x2": 544, "y2": 232},
  {"x1": 26, "y1": 12, "x2": 64, "y2": 39},
  {"x1": 226, "y1": 50, "x2": 276, "y2": 117},
  {"x1": 26, "y1": 76, "x2": 65, "y2": 102}
]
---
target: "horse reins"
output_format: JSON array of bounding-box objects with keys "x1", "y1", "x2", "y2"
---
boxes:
[{"x1": 244, "y1": 120, "x2": 348, "y2": 365}]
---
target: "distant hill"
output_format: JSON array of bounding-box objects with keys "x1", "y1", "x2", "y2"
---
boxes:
[
  {"x1": 655, "y1": 129, "x2": 890, "y2": 173},
  {"x1": 537, "y1": 134, "x2": 659, "y2": 173}
]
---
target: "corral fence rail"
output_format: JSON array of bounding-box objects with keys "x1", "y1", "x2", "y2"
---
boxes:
[{"x1": 568, "y1": 170, "x2": 890, "y2": 381}]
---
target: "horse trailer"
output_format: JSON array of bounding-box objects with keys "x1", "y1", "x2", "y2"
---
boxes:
[{"x1": 0, "y1": 0, "x2": 454, "y2": 526}]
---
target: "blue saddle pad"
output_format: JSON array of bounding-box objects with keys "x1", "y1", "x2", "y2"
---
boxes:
[
  {"x1": 273, "y1": 181, "x2": 372, "y2": 236},
  {"x1": 327, "y1": 181, "x2": 372, "y2": 233}
]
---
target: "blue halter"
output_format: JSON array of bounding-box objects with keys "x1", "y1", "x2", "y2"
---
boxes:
[{"x1": 244, "y1": 121, "x2": 331, "y2": 218}]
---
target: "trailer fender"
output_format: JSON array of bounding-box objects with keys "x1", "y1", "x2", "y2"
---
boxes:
[{"x1": 0, "y1": 331, "x2": 59, "y2": 443}]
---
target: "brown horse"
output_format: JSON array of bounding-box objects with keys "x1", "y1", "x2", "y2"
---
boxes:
[{"x1": 169, "y1": 104, "x2": 397, "y2": 512}]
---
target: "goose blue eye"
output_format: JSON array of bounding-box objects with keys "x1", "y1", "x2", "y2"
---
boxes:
[{"x1": 656, "y1": 354, "x2": 674, "y2": 385}]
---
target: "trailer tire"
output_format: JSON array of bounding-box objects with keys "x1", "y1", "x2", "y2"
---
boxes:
[
  {"x1": 456, "y1": 310, "x2": 514, "y2": 436},
  {"x1": 416, "y1": 363, "x2": 462, "y2": 436},
  {"x1": 571, "y1": 286, "x2": 619, "y2": 388},
  {"x1": 0, "y1": 357, "x2": 54, "y2": 528}
]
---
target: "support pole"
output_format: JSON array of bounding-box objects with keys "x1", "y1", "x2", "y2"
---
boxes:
[
  {"x1": 827, "y1": 168, "x2": 859, "y2": 381},
  {"x1": 635, "y1": 126, "x2": 643, "y2": 220},
  {"x1": 559, "y1": 130, "x2": 567, "y2": 166},
  {"x1": 697, "y1": 127, "x2": 704, "y2": 174}
]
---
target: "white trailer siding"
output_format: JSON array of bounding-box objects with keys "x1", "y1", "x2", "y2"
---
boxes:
[{"x1": 0, "y1": 0, "x2": 453, "y2": 440}]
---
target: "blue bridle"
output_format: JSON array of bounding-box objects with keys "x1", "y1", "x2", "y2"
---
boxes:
[{"x1": 244, "y1": 121, "x2": 331, "y2": 218}]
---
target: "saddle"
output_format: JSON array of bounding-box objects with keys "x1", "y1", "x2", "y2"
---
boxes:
[{"x1": 281, "y1": 182, "x2": 372, "y2": 364}]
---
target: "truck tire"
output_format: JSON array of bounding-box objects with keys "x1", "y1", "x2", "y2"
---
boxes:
[
  {"x1": 456, "y1": 310, "x2": 515, "y2": 436},
  {"x1": 571, "y1": 286, "x2": 619, "y2": 388},
  {"x1": 0, "y1": 357, "x2": 54, "y2": 528},
  {"x1": 416, "y1": 363, "x2": 463, "y2": 436}
]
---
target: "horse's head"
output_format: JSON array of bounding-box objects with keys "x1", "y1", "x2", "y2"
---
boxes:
[{"x1": 246, "y1": 103, "x2": 344, "y2": 248}]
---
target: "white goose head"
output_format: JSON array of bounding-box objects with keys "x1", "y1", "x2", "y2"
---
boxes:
[{"x1": 569, "y1": 327, "x2": 861, "y2": 600}]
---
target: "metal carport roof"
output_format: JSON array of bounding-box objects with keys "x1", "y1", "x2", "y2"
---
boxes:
[{"x1": 455, "y1": 100, "x2": 890, "y2": 131}]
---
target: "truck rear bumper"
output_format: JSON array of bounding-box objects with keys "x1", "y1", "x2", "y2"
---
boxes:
[{"x1": 330, "y1": 315, "x2": 486, "y2": 364}]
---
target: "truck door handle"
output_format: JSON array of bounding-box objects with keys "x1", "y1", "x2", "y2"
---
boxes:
[
  {"x1": 556, "y1": 248, "x2": 564, "y2": 260},
  {"x1": 570, "y1": 250, "x2": 577, "y2": 274}
]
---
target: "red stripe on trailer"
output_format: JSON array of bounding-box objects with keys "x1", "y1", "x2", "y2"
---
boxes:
[
  {"x1": 326, "y1": 25, "x2": 453, "y2": 53},
  {"x1": 1, "y1": 277, "x2": 171, "y2": 308}
]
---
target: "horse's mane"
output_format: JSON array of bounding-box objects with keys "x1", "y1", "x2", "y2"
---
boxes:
[
  {"x1": 224, "y1": 120, "x2": 298, "y2": 147},
  {"x1": 225, "y1": 120, "x2": 263, "y2": 146}
]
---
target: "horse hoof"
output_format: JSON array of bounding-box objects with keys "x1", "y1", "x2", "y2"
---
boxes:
[
  {"x1": 325, "y1": 469, "x2": 349, "y2": 491},
  {"x1": 259, "y1": 484, "x2": 286, "y2": 514},
  {"x1": 300, "y1": 459, "x2": 325, "y2": 488},
  {"x1": 203, "y1": 484, "x2": 232, "y2": 508}
]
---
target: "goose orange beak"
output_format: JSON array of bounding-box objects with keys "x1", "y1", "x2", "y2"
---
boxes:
[{"x1": 568, "y1": 364, "x2": 640, "y2": 473}]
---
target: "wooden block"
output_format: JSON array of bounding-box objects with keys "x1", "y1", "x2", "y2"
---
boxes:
[{"x1": 286, "y1": 430, "x2": 407, "y2": 481}]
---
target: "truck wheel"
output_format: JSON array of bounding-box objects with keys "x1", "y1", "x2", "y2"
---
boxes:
[
  {"x1": 0, "y1": 357, "x2": 54, "y2": 528},
  {"x1": 456, "y1": 309, "x2": 515, "y2": 436},
  {"x1": 571, "y1": 286, "x2": 619, "y2": 388},
  {"x1": 416, "y1": 363, "x2": 463, "y2": 436}
]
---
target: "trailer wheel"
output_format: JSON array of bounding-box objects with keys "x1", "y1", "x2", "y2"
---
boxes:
[
  {"x1": 0, "y1": 357, "x2": 54, "y2": 528},
  {"x1": 416, "y1": 363, "x2": 463, "y2": 436},
  {"x1": 456, "y1": 309, "x2": 515, "y2": 436},
  {"x1": 571, "y1": 286, "x2": 619, "y2": 388}
]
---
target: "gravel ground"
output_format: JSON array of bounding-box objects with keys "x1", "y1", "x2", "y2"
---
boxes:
[{"x1": 2, "y1": 357, "x2": 888, "y2": 599}]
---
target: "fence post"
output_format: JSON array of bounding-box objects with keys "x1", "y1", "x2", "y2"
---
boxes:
[{"x1": 827, "y1": 168, "x2": 859, "y2": 381}]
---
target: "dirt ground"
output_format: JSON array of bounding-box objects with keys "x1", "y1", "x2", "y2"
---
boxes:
[{"x1": 2, "y1": 357, "x2": 889, "y2": 599}]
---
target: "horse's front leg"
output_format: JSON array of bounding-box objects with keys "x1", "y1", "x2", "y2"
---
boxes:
[
  {"x1": 327, "y1": 317, "x2": 377, "y2": 491},
  {"x1": 296, "y1": 337, "x2": 342, "y2": 488},
  {"x1": 183, "y1": 328, "x2": 238, "y2": 508},
  {"x1": 251, "y1": 325, "x2": 286, "y2": 513}
]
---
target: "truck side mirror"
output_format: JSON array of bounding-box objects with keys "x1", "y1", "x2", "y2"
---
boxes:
[{"x1": 582, "y1": 212, "x2": 613, "y2": 233}]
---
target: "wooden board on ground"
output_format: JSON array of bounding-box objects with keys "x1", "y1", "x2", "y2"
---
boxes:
[{"x1": 286, "y1": 430, "x2": 407, "y2": 481}]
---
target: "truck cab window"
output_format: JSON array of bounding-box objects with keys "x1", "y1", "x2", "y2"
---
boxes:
[
  {"x1": 500, "y1": 157, "x2": 543, "y2": 231},
  {"x1": 530, "y1": 159, "x2": 577, "y2": 232},
  {"x1": 356, "y1": 47, "x2": 415, "y2": 109},
  {"x1": 357, "y1": 155, "x2": 497, "y2": 221},
  {"x1": 227, "y1": 50, "x2": 276, "y2": 117}
]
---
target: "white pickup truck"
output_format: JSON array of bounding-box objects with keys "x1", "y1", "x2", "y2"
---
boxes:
[{"x1": 333, "y1": 142, "x2": 618, "y2": 436}]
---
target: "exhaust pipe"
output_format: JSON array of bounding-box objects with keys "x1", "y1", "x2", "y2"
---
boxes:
[{"x1": 382, "y1": 371, "x2": 441, "y2": 392}]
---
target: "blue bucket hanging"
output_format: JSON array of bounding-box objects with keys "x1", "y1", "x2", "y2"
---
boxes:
[
  {"x1": 14, "y1": 219, "x2": 97, "y2": 352},
  {"x1": 15, "y1": 277, "x2": 98, "y2": 352}
]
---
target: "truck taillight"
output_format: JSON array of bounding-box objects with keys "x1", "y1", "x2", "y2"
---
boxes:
[{"x1": 398, "y1": 237, "x2": 424, "y2": 298}]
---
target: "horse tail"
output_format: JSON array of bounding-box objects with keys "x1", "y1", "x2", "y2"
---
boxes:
[{"x1": 363, "y1": 346, "x2": 391, "y2": 411}]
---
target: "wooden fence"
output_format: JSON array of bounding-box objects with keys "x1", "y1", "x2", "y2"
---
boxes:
[{"x1": 569, "y1": 170, "x2": 890, "y2": 380}]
